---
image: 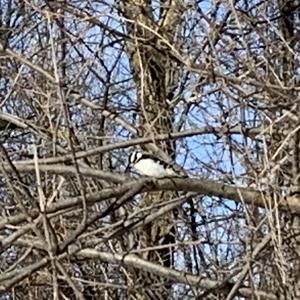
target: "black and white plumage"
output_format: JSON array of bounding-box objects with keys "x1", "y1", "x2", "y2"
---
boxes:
[{"x1": 127, "y1": 151, "x2": 185, "y2": 178}]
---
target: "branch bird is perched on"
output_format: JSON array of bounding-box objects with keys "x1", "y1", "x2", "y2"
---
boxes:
[{"x1": 127, "y1": 151, "x2": 187, "y2": 178}]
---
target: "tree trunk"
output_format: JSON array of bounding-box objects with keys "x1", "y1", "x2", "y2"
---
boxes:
[{"x1": 119, "y1": 0, "x2": 183, "y2": 297}]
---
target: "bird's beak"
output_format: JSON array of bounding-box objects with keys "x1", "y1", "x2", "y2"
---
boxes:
[{"x1": 125, "y1": 162, "x2": 131, "y2": 173}]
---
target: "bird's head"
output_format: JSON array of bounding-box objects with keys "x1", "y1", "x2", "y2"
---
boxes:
[
  {"x1": 129, "y1": 151, "x2": 143, "y2": 165},
  {"x1": 125, "y1": 151, "x2": 143, "y2": 173}
]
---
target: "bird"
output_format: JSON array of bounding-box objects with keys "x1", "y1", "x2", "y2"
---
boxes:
[{"x1": 127, "y1": 151, "x2": 186, "y2": 178}]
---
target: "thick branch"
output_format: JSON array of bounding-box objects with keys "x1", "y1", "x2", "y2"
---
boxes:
[
  {"x1": 11, "y1": 164, "x2": 127, "y2": 184},
  {"x1": 12, "y1": 126, "x2": 262, "y2": 166},
  {"x1": 76, "y1": 248, "x2": 277, "y2": 300},
  {"x1": 0, "y1": 177, "x2": 299, "y2": 232}
]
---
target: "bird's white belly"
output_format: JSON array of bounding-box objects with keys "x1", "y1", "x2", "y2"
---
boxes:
[{"x1": 134, "y1": 159, "x2": 176, "y2": 177}]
